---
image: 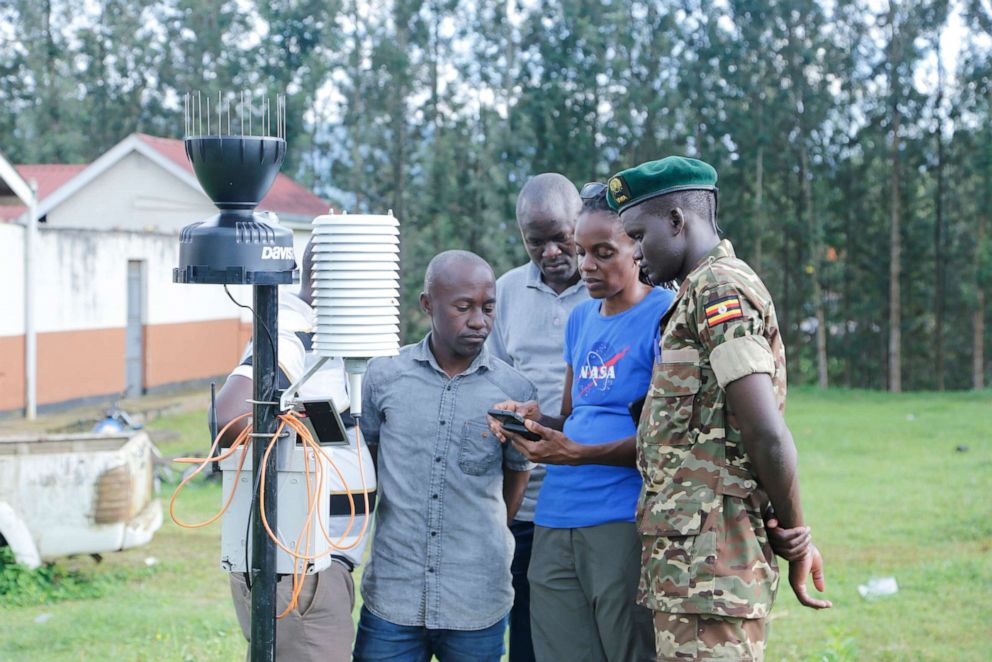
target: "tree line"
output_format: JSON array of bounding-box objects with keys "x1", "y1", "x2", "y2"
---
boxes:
[{"x1": 2, "y1": 0, "x2": 990, "y2": 391}]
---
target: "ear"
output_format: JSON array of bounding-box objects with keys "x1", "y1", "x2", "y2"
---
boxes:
[
  {"x1": 420, "y1": 292, "x2": 432, "y2": 316},
  {"x1": 669, "y1": 207, "x2": 686, "y2": 236}
]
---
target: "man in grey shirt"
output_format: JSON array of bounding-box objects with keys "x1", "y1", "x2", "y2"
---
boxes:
[
  {"x1": 488, "y1": 173, "x2": 588, "y2": 662},
  {"x1": 354, "y1": 250, "x2": 535, "y2": 662}
]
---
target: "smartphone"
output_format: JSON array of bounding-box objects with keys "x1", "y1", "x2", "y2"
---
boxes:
[{"x1": 487, "y1": 408, "x2": 542, "y2": 442}]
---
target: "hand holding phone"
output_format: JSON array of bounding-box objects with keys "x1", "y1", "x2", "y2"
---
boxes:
[{"x1": 487, "y1": 408, "x2": 542, "y2": 442}]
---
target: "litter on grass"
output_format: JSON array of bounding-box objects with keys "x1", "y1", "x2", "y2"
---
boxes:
[{"x1": 858, "y1": 576, "x2": 899, "y2": 600}]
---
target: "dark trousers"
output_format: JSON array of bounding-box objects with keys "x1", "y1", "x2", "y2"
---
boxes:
[
  {"x1": 353, "y1": 606, "x2": 507, "y2": 662},
  {"x1": 509, "y1": 519, "x2": 536, "y2": 662},
  {"x1": 528, "y1": 522, "x2": 655, "y2": 662}
]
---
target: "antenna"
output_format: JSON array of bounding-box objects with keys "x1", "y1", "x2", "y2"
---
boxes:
[
  {"x1": 183, "y1": 91, "x2": 287, "y2": 140},
  {"x1": 175, "y1": 88, "x2": 293, "y2": 662}
]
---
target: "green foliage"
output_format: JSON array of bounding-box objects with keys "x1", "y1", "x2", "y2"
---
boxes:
[
  {"x1": 0, "y1": 546, "x2": 136, "y2": 607},
  {"x1": 3, "y1": 392, "x2": 990, "y2": 660},
  {"x1": 2, "y1": 0, "x2": 990, "y2": 389},
  {"x1": 802, "y1": 628, "x2": 859, "y2": 662}
]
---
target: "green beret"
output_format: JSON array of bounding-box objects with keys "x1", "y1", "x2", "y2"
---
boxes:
[{"x1": 606, "y1": 156, "x2": 718, "y2": 212}]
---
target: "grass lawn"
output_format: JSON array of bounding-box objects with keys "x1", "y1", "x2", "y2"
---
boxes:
[{"x1": 1, "y1": 388, "x2": 990, "y2": 661}]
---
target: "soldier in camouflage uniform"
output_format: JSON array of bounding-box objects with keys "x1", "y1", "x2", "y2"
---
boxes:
[{"x1": 607, "y1": 157, "x2": 831, "y2": 661}]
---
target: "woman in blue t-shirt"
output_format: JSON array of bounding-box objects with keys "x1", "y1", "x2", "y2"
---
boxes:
[{"x1": 490, "y1": 183, "x2": 675, "y2": 662}]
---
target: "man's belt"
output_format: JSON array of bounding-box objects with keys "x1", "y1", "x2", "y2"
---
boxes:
[
  {"x1": 330, "y1": 555, "x2": 355, "y2": 572},
  {"x1": 271, "y1": 554, "x2": 355, "y2": 580}
]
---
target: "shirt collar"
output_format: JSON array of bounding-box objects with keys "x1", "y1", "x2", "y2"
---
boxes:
[
  {"x1": 670, "y1": 239, "x2": 737, "y2": 302},
  {"x1": 413, "y1": 333, "x2": 494, "y2": 376},
  {"x1": 524, "y1": 261, "x2": 585, "y2": 298},
  {"x1": 685, "y1": 239, "x2": 735, "y2": 282},
  {"x1": 710, "y1": 239, "x2": 736, "y2": 261}
]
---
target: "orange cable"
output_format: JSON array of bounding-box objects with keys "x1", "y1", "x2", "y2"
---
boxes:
[
  {"x1": 170, "y1": 408, "x2": 374, "y2": 617},
  {"x1": 282, "y1": 414, "x2": 360, "y2": 548},
  {"x1": 310, "y1": 422, "x2": 371, "y2": 552},
  {"x1": 169, "y1": 413, "x2": 252, "y2": 529},
  {"x1": 279, "y1": 437, "x2": 317, "y2": 617},
  {"x1": 283, "y1": 414, "x2": 371, "y2": 551}
]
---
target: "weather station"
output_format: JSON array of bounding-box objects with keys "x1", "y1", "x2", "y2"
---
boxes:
[{"x1": 168, "y1": 91, "x2": 400, "y2": 662}]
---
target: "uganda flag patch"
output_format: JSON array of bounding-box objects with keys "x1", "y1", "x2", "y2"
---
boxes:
[{"x1": 705, "y1": 295, "x2": 744, "y2": 327}]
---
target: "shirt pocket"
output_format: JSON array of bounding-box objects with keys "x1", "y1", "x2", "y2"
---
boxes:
[
  {"x1": 643, "y1": 348, "x2": 702, "y2": 447},
  {"x1": 638, "y1": 348, "x2": 706, "y2": 537},
  {"x1": 458, "y1": 420, "x2": 502, "y2": 476},
  {"x1": 639, "y1": 349, "x2": 701, "y2": 490}
]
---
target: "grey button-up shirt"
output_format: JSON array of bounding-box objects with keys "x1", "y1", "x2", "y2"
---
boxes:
[
  {"x1": 489, "y1": 262, "x2": 589, "y2": 521},
  {"x1": 360, "y1": 335, "x2": 536, "y2": 630}
]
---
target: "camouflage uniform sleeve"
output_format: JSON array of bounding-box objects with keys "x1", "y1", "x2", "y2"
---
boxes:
[{"x1": 695, "y1": 283, "x2": 776, "y2": 389}]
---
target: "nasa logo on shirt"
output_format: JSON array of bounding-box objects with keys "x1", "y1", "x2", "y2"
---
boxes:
[{"x1": 577, "y1": 341, "x2": 630, "y2": 398}]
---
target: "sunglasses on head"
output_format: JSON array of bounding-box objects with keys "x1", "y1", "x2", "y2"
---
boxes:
[{"x1": 580, "y1": 182, "x2": 607, "y2": 201}]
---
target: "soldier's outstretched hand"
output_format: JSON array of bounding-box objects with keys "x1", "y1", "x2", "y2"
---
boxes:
[{"x1": 788, "y1": 544, "x2": 832, "y2": 609}]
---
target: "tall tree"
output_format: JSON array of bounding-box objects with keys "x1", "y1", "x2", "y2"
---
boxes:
[
  {"x1": 253, "y1": 0, "x2": 341, "y2": 185},
  {"x1": 960, "y1": 1, "x2": 992, "y2": 388},
  {"x1": 885, "y1": 1, "x2": 904, "y2": 392},
  {"x1": 875, "y1": 1, "x2": 934, "y2": 391},
  {"x1": 8, "y1": 0, "x2": 84, "y2": 161},
  {"x1": 75, "y1": 0, "x2": 162, "y2": 153},
  {"x1": 932, "y1": 29, "x2": 947, "y2": 390},
  {"x1": 783, "y1": 0, "x2": 833, "y2": 388},
  {"x1": 2, "y1": 0, "x2": 989, "y2": 386}
]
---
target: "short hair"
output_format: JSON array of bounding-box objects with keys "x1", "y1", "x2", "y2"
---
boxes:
[
  {"x1": 641, "y1": 189, "x2": 718, "y2": 230},
  {"x1": 423, "y1": 250, "x2": 494, "y2": 295},
  {"x1": 516, "y1": 173, "x2": 582, "y2": 226}
]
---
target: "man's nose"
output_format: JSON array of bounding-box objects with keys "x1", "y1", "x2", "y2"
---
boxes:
[
  {"x1": 542, "y1": 242, "x2": 562, "y2": 260},
  {"x1": 466, "y1": 309, "x2": 486, "y2": 329}
]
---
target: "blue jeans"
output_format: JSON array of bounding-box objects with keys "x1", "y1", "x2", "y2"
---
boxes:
[
  {"x1": 353, "y1": 606, "x2": 507, "y2": 662},
  {"x1": 509, "y1": 519, "x2": 536, "y2": 662}
]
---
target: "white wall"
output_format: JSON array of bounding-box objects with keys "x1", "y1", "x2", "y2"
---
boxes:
[
  {"x1": 41, "y1": 149, "x2": 304, "y2": 323},
  {"x1": 34, "y1": 227, "x2": 251, "y2": 333},
  {"x1": 47, "y1": 151, "x2": 217, "y2": 234},
  {"x1": 0, "y1": 222, "x2": 25, "y2": 336},
  {"x1": 2, "y1": 143, "x2": 315, "y2": 339}
]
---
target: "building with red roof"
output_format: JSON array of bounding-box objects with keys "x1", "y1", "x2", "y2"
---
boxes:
[
  {"x1": 0, "y1": 164, "x2": 86, "y2": 221},
  {"x1": 1, "y1": 133, "x2": 329, "y2": 227},
  {"x1": 0, "y1": 134, "x2": 329, "y2": 415}
]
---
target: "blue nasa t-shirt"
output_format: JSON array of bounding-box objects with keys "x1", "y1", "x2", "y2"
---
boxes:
[{"x1": 534, "y1": 287, "x2": 675, "y2": 529}]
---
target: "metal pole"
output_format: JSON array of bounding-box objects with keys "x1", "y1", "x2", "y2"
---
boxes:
[
  {"x1": 250, "y1": 283, "x2": 279, "y2": 661},
  {"x1": 24, "y1": 181, "x2": 38, "y2": 420}
]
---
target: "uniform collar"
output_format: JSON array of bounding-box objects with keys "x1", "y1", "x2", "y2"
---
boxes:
[
  {"x1": 709, "y1": 239, "x2": 736, "y2": 261},
  {"x1": 413, "y1": 333, "x2": 494, "y2": 376},
  {"x1": 696, "y1": 238, "x2": 735, "y2": 267},
  {"x1": 668, "y1": 240, "x2": 737, "y2": 313},
  {"x1": 681, "y1": 239, "x2": 735, "y2": 290}
]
